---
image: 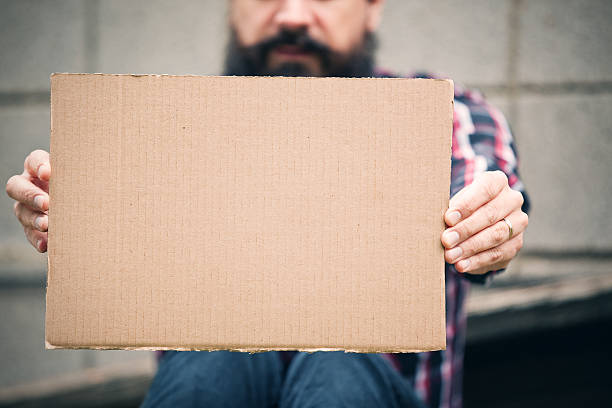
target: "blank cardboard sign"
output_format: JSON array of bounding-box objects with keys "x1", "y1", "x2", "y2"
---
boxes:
[{"x1": 46, "y1": 74, "x2": 452, "y2": 352}]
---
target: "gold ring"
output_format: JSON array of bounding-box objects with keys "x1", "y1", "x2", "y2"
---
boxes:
[{"x1": 503, "y1": 218, "x2": 513, "y2": 240}]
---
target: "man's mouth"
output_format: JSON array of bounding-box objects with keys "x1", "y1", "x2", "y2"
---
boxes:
[{"x1": 273, "y1": 44, "x2": 311, "y2": 57}]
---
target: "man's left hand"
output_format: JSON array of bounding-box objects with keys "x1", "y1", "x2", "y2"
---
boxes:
[{"x1": 441, "y1": 170, "x2": 528, "y2": 275}]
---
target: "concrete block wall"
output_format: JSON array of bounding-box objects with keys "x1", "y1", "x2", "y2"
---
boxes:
[
  {"x1": 0, "y1": 0, "x2": 610, "y2": 388},
  {"x1": 377, "y1": 0, "x2": 612, "y2": 252}
]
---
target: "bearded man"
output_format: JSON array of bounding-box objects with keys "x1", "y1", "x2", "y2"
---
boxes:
[{"x1": 6, "y1": 1, "x2": 529, "y2": 407}]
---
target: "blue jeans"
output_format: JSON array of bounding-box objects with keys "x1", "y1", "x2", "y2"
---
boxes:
[{"x1": 141, "y1": 351, "x2": 425, "y2": 407}]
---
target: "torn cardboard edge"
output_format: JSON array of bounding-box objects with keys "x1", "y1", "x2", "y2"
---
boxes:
[
  {"x1": 50, "y1": 71, "x2": 454, "y2": 83},
  {"x1": 46, "y1": 73, "x2": 452, "y2": 353},
  {"x1": 45, "y1": 341, "x2": 443, "y2": 354}
]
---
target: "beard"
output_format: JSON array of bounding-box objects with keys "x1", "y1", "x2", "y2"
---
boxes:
[{"x1": 223, "y1": 28, "x2": 377, "y2": 78}]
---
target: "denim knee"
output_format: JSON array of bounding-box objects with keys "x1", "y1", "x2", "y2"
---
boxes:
[
  {"x1": 142, "y1": 350, "x2": 283, "y2": 408},
  {"x1": 280, "y1": 351, "x2": 423, "y2": 408}
]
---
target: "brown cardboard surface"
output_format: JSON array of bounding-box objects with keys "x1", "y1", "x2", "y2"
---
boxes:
[{"x1": 46, "y1": 74, "x2": 453, "y2": 352}]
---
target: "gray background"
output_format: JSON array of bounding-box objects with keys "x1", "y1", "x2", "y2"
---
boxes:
[{"x1": 1, "y1": 0, "x2": 611, "y2": 390}]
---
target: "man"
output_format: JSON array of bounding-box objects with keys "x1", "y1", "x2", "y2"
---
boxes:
[{"x1": 5, "y1": 0, "x2": 529, "y2": 407}]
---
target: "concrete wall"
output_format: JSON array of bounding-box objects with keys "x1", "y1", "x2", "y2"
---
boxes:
[{"x1": 1, "y1": 0, "x2": 611, "y2": 388}]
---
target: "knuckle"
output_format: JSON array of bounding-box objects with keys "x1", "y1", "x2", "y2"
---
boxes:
[
  {"x1": 30, "y1": 149, "x2": 46, "y2": 162},
  {"x1": 6, "y1": 175, "x2": 19, "y2": 194},
  {"x1": 521, "y1": 212, "x2": 529, "y2": 229},
  {"x1": 483, "y1": 180, "x2": 499, "y2": 199},
  {"x1": 23, "y1": 227, "x2": 40, "y2": 251},
  {"x1": 516, "y1": 234, "x2": 524, "y2": 250},
  {"x1": 507, "y1": 189, "x2": 522, "y2": 207},
  {"x1": 467, "y1": 256, "x2": 480, "y2": 271},
  {"x1": 452, "y1": 194, "x2": 470, "y2": 213},
  {"x1": 25, "y1": 150, "x2": 47, "y2": 172},
  {"x1": 23, "y1": 226, "x2": 34, "y2": 242},
  {"x1": 489, "y1": 247, "x2": 504, "y2": 263},
  {"x1": 493, "y1": 223, "x2": 507, "y2": 243},
  {"x1": 456, "y1": 200, "x2": 469, "y2": 214},
  {"x1": 514, "y1": 190, "x2": 525, "y2": 207},
  {"x1": 460, "y1": 240, "x2": 475, "y2": 257},
  {"x1": 473, "y1": 233, "x2": 492, "y2": 255},
  {"x1": 484, "y1": 204, "x2": 498, "y2": 226},
  {"x1": 494, "y1": 170, "x2": 508, "y2": 185},
  {"x1": 23, "y1": 188, "x2": 37, "y2": 204},
  {"x1": 511, "y1": 246, "x2": 519, "y2": 259},
  {"x1": 476, "y1": 234, "x2": 492, "y2": 254},
  {"x1": 459, "y1": 221, "x2": 474, "y2": 238},
  {"x1": 15, "y1": 205, "x2": 29, "y2": 226}
]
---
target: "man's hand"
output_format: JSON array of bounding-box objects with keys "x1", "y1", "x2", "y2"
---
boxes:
[
  {"x1": 5, "y1": 150, "x2": 51, "y2": 253},
  {"x1": 441, "y1": 170, "x2": 528, "y2": 275}
]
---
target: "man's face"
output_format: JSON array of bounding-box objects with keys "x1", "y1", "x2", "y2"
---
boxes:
[{"x1": 226, "y1": 0, "x2": 384, "y2": 77}]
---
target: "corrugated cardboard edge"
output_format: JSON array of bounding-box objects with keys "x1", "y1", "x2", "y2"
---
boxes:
[
  {"x1": 45, "y1": 74, "x2": 54, "y2": 352},
  {"x1": 45, "y1": 341, "x2": 444, "y2": 353},
  {"x1": 440, "y1": 78, "x2": 453, "y2": 356},
  {"x1": 45, "y1": 73, "x2": 454, "y2": 354},
  {"x1": 442, "y1": 77, "x2": 453, "y2": 354},
  {"x1": 49, "y1": 72, "x2": 454, "y2": 84}
]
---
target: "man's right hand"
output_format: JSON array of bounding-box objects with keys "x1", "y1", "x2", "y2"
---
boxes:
[{"x1": 5, "y1": 150, "x2": 51, "y2": 253}]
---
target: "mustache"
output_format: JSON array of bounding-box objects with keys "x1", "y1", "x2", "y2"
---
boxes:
[{"x1": 253, "y1": 29, "x2": 331, "y2": 58}]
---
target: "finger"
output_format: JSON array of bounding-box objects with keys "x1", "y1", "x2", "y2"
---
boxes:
[
  {"x1": 24, "y1": 226, "x2": 48, "y2": 253},
  {"x1": 445, "y1": 170, "x2": 508, "y2": 227},
  {"x1": 445, "y1": 209, "x2": 528, "y2": 263},
  {"x1": 5, "y1": 174, "x2": 49, "y2": 212},
  {"x1": 454, "y1": 232, "x2": 524, "y2": 274},
  {"x1": 29, "y1": 176, "x2": 50, "y2": 195},
  {"x1": 442, "y1": 187, "x2": 524, "y2": 249},
  {"x1": 14, "y1": 202, "x2": 48, "y2": 232},
  {"x1": 24, "y1": 149, "x2": 51, "y2": 182},
  {"x1": 461, "y1": 259, "x2": 511, "y2": 277}
]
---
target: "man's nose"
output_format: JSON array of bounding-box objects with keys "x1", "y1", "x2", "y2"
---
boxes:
[{"x1": 274, "y1": 0, "x2": 315, "y2": 31}]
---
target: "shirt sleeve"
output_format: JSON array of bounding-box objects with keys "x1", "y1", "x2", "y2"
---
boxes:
[{"x1": 449, "y1": 89, "x2": 530, "y2": 285}]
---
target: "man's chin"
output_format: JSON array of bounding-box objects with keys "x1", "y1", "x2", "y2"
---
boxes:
[{"x1": 265, "y1": 62, "x2": 320, "y2": 77}]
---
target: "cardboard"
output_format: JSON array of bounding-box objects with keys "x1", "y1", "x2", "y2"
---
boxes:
[{"x1": 46, "y1": 73, "x2": 453, "y2": 352}]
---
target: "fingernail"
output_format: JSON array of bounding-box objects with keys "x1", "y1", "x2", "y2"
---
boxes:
[
  {"x1": 446, "y1": 210, "x2": 461, "y2": 225},
  {"x1": 34, "y1": 195, "x2": 44, "y2": 210},
  {"x1": 36, "y1": 239, "x2": 42, "y2": 251},
  {"x1": 447, "y1": 246, "x2": 463, "y2": 262},
  {"x1": 35, "y1": 216, "x2": 42, "y2": 230},
  {"x1": 457, "y1": 259, "x2": 471, "y2": 271},
  {"x1": 443, "y1": 230, "x2": 460, "y2": 247}
]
